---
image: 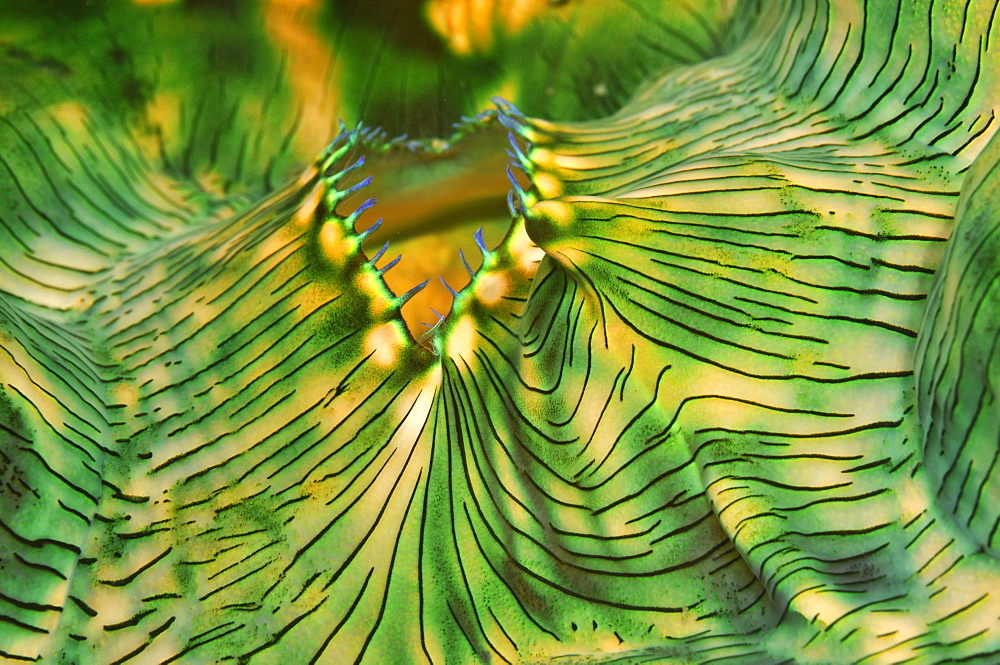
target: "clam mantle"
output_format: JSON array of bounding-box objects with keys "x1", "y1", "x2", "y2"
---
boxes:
[{"x1": 1, "y1": 1, "x2": 1000, "y2": 663}]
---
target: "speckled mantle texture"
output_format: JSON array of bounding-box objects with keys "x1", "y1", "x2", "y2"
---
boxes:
[{"x1": 1, "y1": 1, "x2": 999, "y2": 663}]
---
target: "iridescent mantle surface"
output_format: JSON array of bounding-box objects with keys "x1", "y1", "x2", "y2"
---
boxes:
[{"x1": 1, "y1": 1, "x2": 1000, "y2": 663}]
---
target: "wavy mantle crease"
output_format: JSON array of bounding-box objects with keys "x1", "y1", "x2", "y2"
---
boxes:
[{"x1": 1, "y1": 0, "x2": 999, "y2": 662}]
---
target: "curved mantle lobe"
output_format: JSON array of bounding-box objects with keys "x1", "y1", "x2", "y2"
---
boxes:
[{"x1": 1, "y1": 1, "x2": 1000, "y2": 663}]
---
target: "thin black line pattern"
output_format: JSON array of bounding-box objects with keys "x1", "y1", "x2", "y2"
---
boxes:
[{"x1": 0, "y1": 1, "x2": 998, "y2": 663}]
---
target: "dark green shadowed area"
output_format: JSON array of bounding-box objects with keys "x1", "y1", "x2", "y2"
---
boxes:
[{"x1": 318, "y1": 0, "x2": 503, "y2": 137}]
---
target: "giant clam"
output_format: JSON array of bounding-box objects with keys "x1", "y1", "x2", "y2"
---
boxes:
[{"x1": 1, "y1": 1, "x2": 999, "y2": 663}]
